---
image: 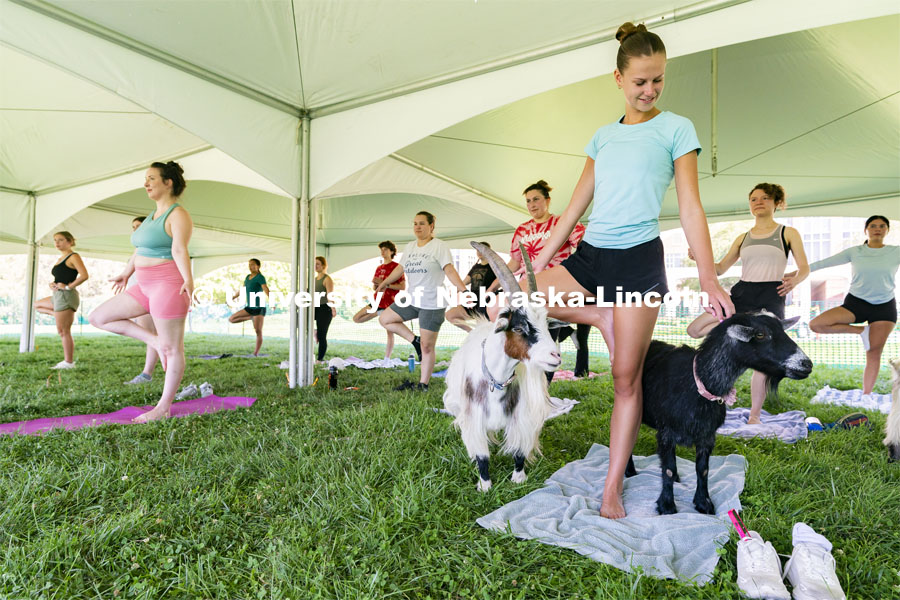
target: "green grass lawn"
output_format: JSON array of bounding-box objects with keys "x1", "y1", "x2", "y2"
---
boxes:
[{"x1": 1, "y1": 334, "x2": 898, "y2": 599}]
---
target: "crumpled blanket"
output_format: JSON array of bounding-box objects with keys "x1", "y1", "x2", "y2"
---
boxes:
[
  {"x1": 477, "y1": 444, "x2": 746, "y2": 584},
  {"x1": 716, "y1": 408, "x2": 808, "y2": 443}
]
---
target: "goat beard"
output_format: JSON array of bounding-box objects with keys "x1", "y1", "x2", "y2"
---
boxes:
[{"x1": 764, "y1": 375, "x2": 784, "y2": 402}]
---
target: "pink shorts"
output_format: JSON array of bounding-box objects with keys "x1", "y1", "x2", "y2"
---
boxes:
[{"x1": 126, "y1": 261, "x2": 191, "y2": 319}]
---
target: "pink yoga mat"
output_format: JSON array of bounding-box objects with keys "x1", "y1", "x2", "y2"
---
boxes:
[{"x1": 0, "y1": 395, "x2": 256, "y2": 436}]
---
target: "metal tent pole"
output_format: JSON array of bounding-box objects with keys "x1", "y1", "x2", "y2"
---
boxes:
[
  {"x1": 298, "y1": 116, "x2": 313, "y2": 386},
  {"x1": 19, "y1": 193, "x2": 38, "y2": 353},
  {"x1": 288, "y1": 192, "x2": 300, "y2": 387}
]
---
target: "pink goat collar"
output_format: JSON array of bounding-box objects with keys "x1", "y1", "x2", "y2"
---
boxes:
[{"x1": 693, "y1": 356, "x2": 737, "y2": 406}]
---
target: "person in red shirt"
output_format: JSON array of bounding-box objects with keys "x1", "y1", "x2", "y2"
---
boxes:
[
  {"x1": 489, "y1": 180, "x2": 614, "y2": 375},
  {"x1": 352, "y1": 241, "x2": 405, "y2": 360}
]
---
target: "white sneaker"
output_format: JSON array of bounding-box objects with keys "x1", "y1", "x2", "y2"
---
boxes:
[
  {"x1": 51, "y1": 361, "x2": 75, "y2": 370},
  {"x1": 783, "y1": 542, "x2": 846, "y2": 600},
  {"x1": 860, "y1": 325, "x2": 871, "y2": 352},
  {"x1": 175, "y1": 383, "x2": 198, "y2": 400},
  {"x1": 736, "y1": 531, "x2": 791, "y2": 600},
  {"x1": 199, "y1": 382, "x2": 214, "y2": 398}
]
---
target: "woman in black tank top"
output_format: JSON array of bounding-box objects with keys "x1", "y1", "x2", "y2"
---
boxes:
[{"x1": 33, "y1": 231, "x2": 89, "y2": 369}]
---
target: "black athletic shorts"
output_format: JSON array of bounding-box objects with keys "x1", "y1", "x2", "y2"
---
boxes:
[
  {"x1": 841, "y1": 293, "x2": 897, "y2": 324},
  {"x1": 729, "y1": 280, "x2": 785, "y2": 319},
  {"x1": 561, "y1": 237, "x2": 668, "y2": 304},
  {"x1": 245, "y1": 306, "x2": 267, "y2": 316}
]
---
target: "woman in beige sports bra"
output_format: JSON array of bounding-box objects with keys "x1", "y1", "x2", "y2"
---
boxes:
[{"x1": 686, "y1": 183, "x2": 810, "y2": 424}]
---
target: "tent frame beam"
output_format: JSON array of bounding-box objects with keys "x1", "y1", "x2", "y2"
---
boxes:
[
  {"x1": 310, "y1": 0, "x2": 751, "y2": 118},
  {"x1": 389, "y1": 153, "x2": 528, "y2": 217}
]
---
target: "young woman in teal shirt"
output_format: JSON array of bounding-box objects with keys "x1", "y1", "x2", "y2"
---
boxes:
[
  {"x1": 806, "y1": 216, "x2": 899, "y2": 396},
  {"x1": 526, "y1": 22, "x2": 733, "y2": 519},
  {"x1": 229, "y1": 258, "x2": 270, "y2": 356}
]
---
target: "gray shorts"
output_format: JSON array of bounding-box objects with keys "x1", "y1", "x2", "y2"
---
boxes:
[
  {"x1": 52, "y1": 288, "x2": 79, "y2": 312},
  {"x1": 388, "y1": 303, "x2": 446, "y2": 332}
]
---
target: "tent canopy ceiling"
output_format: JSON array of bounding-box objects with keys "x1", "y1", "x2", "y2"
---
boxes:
[
  {"x1": 0, "y1": 2, "x2": 897, "y2": 273},
  {"x1": 33, "y1": 0, "x2": 707, "y2": 113}
]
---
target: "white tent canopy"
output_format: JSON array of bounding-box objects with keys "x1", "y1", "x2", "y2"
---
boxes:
[{"x1": 1, "y1": 0, "x2": 898, "y2": 384}]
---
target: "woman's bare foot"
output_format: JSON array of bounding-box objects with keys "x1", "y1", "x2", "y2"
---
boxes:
[
  {"x1": 747, "y1": 415, "x2": 762, "y2": 425},
  {"x1": 600, "y1": 490, "x2": 627, "y2": 519},
  {"x1": 133, "y1": 406, "x2": 171, "y2": 423}
]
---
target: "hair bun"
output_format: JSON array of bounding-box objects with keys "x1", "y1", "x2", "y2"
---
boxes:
[{"x1": 615, "y1": 22, "x2": 647, "y2": 45}]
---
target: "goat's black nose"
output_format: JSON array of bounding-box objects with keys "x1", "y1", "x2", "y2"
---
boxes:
[{"x1": 800, "y1": 358, "x2": 813, "y2": 371}]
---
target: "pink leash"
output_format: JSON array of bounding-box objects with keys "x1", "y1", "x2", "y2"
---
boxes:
[{"x1": 728, "y1": 509, "x2": 749, "y2": 540}]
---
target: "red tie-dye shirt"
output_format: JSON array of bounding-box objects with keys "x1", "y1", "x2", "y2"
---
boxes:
[
  {"x1": 510, "y1": 215, "x2": 585, "y2": 269},
  {"x1": 373, "y1": 261, "x2": 403, "y2": 308}
]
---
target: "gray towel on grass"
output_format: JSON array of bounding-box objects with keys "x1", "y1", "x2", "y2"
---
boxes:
[
  {"x1": 716, "y1": 408, "x2": 807, "y2": 443},
  {"x1": 477, "y1": 444, "x2": 746, "y2": 584}
]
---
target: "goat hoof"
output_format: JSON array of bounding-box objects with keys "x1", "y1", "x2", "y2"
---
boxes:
[
  {"x1": 889, "y1": 444, "x2": 900, "y2": 462},
  {"x1": 477, "y1": 479, "x2": 492, "y2": 492},
  {"x1": 693, "y1": 496, "x2": 715, "y2": 515},
  {"x1": 672, "y1": 472, "x2": 680, "y2": 483},
  {"x1": 656, "y1": 499, "x2": 677, "y2": 515},
  {"x1": 510, "y1": 470, "x2": 527, "y2": 484}
]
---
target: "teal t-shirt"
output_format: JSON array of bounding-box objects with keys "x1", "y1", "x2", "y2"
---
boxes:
[
  {"x1": 583, "y1": 111, "x2": 701, "y2": 249},
  {"x1": 810, "y1": 245, "x2": 899, "y2": 304},
  {"x1": 244, "y1": 273, "x2": 267, "y2": 308}
]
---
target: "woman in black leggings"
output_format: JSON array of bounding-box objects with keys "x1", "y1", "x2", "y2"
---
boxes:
[{"x1": 314, "y1": 256, "x2": 336, "y2": 362}]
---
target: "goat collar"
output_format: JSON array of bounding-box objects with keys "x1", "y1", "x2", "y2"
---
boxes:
[
  {"x1": 481, "y1": 338, "x2": 516, "y2": 392},
  {"x1": 693, "y1": 356, "x2": 737, "y2": 406}
]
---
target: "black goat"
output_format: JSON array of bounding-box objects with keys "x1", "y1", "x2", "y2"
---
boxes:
[{"x1": 627, "y1": 312, "x2": 813, "y2": 515}]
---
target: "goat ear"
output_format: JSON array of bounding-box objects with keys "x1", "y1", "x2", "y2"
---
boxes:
[
  {"x1": 781, "y1": 316, "x2": 801, "y2": 330},
  {"x1": 494, "y1": 317, "x2": 510, "y2": 333},
  {"x1": 726, "y1": 324, "x2": 755, "y2": 342}
]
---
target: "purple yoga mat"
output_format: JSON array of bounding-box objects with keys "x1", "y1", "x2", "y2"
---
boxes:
[{"x1": 0, "y1": 395, "x2": 256, "y2": 436}]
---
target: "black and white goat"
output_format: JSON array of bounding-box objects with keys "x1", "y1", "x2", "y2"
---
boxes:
[
  {"x1": 884, "y1": 358, "x2": 900, "y2": 462},
  {"x1": 627, "y1": 311, "x2": 813, "y2": 515},
  {"x1": 443, "y1": 242, "x2": 561, "y2": 491}
]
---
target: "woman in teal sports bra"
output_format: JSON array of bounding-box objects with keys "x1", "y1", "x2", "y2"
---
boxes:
[{"x1": 89, "y1": 161, "x2": 194, "y2": 423}]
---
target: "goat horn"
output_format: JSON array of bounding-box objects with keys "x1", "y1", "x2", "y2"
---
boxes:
[
  {"x1": 470, "y1": 241, "x2": 519, "y2": 297},
  {"x1": 518, "y1": 242, "x2": 538, "y2": 293}
]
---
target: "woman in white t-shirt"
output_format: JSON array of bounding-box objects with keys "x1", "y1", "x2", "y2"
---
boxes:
[{"x1": 377, "y1": 211, "x2": 467, "y2": 392}]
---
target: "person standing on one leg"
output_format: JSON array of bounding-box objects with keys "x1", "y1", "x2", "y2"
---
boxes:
[
  {"x1": 523, "y1": 22, "x2": 732, "y2": 518},
  {"x1": 352, "y1": 241, "x2": 405, "y2": 360},
  {"x1": 33, "y1": 231, "x2": 89, "y2": 369},
  {"x1": 229, "y1": 258, "x2": 270, "y2": 356},
  {"x1": 122, "y1": 216, "x2": 160, "y2": 385},
  {"x1": 89, "y1": 161, "x2": 194, "y2": 423},
  {"x1": 685, "y1": 183, "x2": 810, "y2": 424},
  {"x1": 376, "y1": 211, "x2": 467, "y2": 391},
  {"x1": 486, "y1": 180, "x2": 615, "y2": 377},
  {"x1": 807, "y1": 216, "x2": 898, "y2": 397}
]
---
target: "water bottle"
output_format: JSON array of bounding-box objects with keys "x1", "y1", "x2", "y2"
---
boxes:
[
  {"x1": 408, "y1": 353, "x2": 415, "y2": 373},
  {"x1": 328, "y1": 366, "x2": 338, "y2": 390}
]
